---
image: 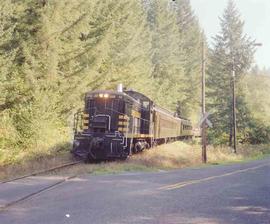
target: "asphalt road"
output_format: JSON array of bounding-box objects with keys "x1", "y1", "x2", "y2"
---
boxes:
[{"x1": 0, "y1": 157, "x2": 270, "y2": 224}]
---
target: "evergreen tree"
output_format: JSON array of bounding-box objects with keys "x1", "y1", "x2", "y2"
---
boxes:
[
  {"x1": 207, "y1": 0, "x2": 255, "y2": 145},
  {"x1": 174, "y1": 0, "x2": 202, "y2": 118},
  {"x1": 0, "y1": 1, "x2": 20, "y2": 157},
  {"x1": 142, "y1": 0, "x2": 201, "y2": 113},
  {"x1": 0, "y1": 1, "x2": 16, "y2": 110}
]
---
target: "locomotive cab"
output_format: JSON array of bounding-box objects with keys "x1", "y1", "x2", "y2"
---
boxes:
[{"x1": 124, "y1": 90, "x2": 153, "y2": 135}]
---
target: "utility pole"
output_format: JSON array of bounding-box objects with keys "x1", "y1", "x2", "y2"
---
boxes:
[
  {"x1": 232, "y1": 66, "x2": 237, "y2": 153},
  {"x1": 201, "y1": 40, "x2": 207, "y2": 163}
]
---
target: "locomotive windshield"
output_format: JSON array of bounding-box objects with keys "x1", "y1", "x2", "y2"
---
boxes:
[{"x1": 85, "y1": 97, "x2": 125, "y2": 114}]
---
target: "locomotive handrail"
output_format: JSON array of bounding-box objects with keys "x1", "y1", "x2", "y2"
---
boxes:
[{"x1": 73, "y1": 109, "x2": 84, "y2": 134}]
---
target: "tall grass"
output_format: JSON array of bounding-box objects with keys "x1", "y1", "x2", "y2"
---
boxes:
[{"x1": 130, "y1": 142, "x2": 270, "y2": 169}]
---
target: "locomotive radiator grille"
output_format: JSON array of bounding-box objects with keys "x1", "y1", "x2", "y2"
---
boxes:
[{"x1": 118, "y1": 115, "x2": 129, "y2": 132}]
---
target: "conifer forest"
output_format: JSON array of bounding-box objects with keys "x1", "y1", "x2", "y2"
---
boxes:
[{"x1": 0, "y1": 0, "x2": 270, "y2": 165}]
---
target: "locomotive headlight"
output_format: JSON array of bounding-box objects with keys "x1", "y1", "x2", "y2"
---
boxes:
[
  {"x1": 99, "y1": 93, "x2": 104, "y2": 98},
  {"x1": 104, "y1": 94, "x2": 109, "y2": 98},
  {"x1": 73, "y1": 140, "x2": 80, "y2": 147}
]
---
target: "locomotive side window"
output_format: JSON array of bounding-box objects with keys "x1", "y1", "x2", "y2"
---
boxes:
[{"x1": 142, "y1": 101, "x2": 150, "y2": 110}]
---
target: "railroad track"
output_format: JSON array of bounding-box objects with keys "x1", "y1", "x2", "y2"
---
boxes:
[
  {"x1": 0, "y1": 160, "x2": 82, "y2": 184},
  {"x1": 0, "y1": 160, "x2": 83, "y2": 210}
]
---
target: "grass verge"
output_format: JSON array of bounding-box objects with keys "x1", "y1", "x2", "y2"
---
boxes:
[{"x1": 43, "y1": 141, "x2": 270, "y2": 177}]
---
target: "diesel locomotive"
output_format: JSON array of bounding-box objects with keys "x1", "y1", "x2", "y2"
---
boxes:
[{"x1": 71, "y1": 85, "x2": 193, "y2": 161}]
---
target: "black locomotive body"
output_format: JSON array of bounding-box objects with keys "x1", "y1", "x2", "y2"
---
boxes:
[{"x1": 72, "y1": 89, "x2": 192, "y2": 161}]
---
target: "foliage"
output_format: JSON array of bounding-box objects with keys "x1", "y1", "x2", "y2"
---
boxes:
[{"x1": 0, "y1": 0, "x2": 202, "y2": 165}]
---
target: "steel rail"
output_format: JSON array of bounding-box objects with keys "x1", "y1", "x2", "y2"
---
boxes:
[{"x1": 0, "y1": 160, "x2": 82, "y2": 184}]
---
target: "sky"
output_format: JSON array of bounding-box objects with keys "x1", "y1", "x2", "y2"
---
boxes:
[{"x1": 189, "y1": 0, "x2": 270, "y2": 69}]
